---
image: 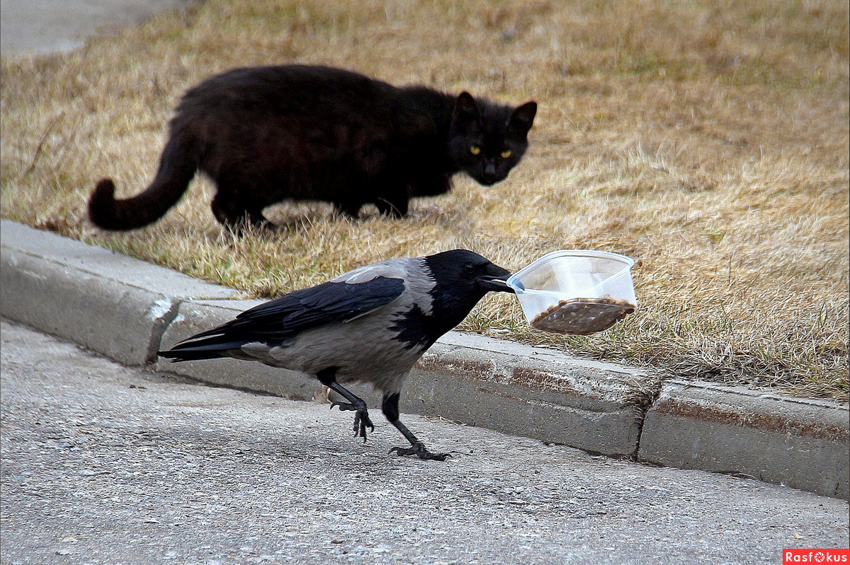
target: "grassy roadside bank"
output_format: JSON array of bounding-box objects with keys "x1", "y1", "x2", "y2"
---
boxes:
[{"x1": 2, "y1": 0, "x2": 847, "y2": 400}]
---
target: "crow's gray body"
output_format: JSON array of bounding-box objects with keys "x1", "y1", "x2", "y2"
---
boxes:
[
  {"x1": 159, "y1": 249, "x2": 513, "y2": 460},
  {"x1": 230, "y1": 258, "x2": 435, "y2": 396}
]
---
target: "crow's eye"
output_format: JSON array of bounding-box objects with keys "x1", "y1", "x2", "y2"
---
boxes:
[
  {"x1": 463, "y1": 263, "x2": 476, "y2": 275},
  {"x1": 469, "y1": 145, "x2": 481, "y2": 156}
]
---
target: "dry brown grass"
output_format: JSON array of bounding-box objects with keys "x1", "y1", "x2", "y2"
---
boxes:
[{"x1": 2, "y1": 0, "x2": 847, "y2": 400}]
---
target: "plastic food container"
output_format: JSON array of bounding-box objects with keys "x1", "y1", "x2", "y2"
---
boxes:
[{"x1": 506, "y1": 250, "x2": 637, "y2": 335}]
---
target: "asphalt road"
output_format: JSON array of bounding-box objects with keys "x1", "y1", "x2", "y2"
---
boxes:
[
  {"x1": 0, "y1": 0, "x2": 192, "y2": 56},
  {"x1": 1, "y1": 319, "x2": 848, "y2": 564}
]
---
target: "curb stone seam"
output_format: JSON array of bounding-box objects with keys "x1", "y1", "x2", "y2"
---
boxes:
[
  {"x1": 629, "y1": 385, "x2": 664, "y2": 460},
  {"x1": 144, "y1": 297, "x2": 182, "y2": 364}
]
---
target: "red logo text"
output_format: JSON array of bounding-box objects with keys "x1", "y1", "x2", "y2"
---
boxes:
[{"x1": 784, "y1": 549, "x2": 850, "y2": 564}]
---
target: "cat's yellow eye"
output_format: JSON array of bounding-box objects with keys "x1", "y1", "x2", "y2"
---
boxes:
[
  {"x1": 469, "y1": 145, "x2": 481, "y2": 156},
  {"x1": 500, "y1": 150, "x2": 512, "y2": 159}
]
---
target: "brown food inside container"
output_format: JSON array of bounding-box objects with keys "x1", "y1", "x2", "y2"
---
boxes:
[{"x1": 530, "y1": 296, "x2": 636, "y2": 335}]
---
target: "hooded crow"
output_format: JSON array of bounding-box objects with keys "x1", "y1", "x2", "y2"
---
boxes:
[{"x1": 158, "y1": 249, "x2": 514, "y2": 460}]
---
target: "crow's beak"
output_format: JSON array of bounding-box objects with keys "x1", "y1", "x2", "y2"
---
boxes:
[{"x1": 477, "y1": 273, "x2": 514, "y2": 293}]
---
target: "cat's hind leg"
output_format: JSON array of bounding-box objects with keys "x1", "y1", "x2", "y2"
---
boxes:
[
  {"x1": 211, "y1": 191, "x2": 272, "y2": 232},
  {"x1": 375, "y1": 197, "x2": 408, "y2": 218},
  {"x1": 373, "y1": 174, "x2": 412, "y2": 218},
  {"x1": 332, "y1": 200, "x2": 363, "y2": 219}
]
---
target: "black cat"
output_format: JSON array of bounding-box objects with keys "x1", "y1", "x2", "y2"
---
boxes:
[{"x1": 88, "y1": 64, "x2": 537, "y2": 231}]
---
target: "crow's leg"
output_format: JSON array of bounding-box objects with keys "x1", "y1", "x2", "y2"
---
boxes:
[
  {"x1": 382, "y1": 393, "x2": 450, "y2": 461},
  {"x1": 316, "y1": 368, "x2": 373, "y2": 442}
]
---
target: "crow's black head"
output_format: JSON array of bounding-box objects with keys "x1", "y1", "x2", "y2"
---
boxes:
[{"x1": 422, "y1": 249, "x2": 513, "y2": 336}]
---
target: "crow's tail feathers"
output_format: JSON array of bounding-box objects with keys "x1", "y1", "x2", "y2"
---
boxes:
[{"x1": 157, "y1": 332, "x2": 247, "y2": 363}]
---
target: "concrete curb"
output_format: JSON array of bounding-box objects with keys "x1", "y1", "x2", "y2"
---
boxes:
[
  {"x1": 640, "y1": 380, "x2": 849, "y2": 499},
  {"x1": 2, "y1": 219, "x2": 847, "y2": 499},
  {"x1": 0, "y1": 220, "x2": 238, "y2": 365}
]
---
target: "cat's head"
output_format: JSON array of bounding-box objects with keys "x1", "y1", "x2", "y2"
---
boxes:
[{"x1": 448, "y1": 92, "x2": 537, "y2": 186}]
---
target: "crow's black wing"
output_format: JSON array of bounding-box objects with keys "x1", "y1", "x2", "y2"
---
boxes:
[
  {"x1": 232, "y1": 276, "x2": 405, "y2": 335},
  {"x1": 160, "y1": 276, "x2": 405, "y2": 359}
]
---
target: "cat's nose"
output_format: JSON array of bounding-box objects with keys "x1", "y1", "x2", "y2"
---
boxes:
[{"x1": 480, "y1": 162, "x2": 499, "y2": 184}]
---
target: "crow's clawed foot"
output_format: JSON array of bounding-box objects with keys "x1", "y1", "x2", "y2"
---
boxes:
[
  {"x1": 330, "y1": 401, "x2": 374, "y2": 442},
  {"x1": 389, "y1": 442, "x2": 451, "y2": 461}
]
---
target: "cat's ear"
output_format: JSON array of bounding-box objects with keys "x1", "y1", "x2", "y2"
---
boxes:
[
  {"x1": 508, "y1": 101, "x2": 537, "y2": 136},
  {"x1": 454, "y1": 92, "x2": 480, "y2": 120}
]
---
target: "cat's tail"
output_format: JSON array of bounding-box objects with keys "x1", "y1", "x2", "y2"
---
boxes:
[{"x1": 88, "y1": 133, "x2": 199, "y2": 231}]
